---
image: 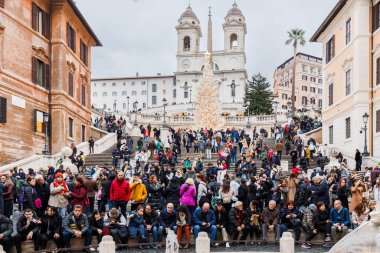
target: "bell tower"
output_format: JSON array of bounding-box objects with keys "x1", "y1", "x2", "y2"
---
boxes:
[{"x1": 223, "y1": 2, "x2": 247, "y2": 53}]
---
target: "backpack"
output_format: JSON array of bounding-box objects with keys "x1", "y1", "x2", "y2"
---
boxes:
[
  {"x1": 19, "y1": 186, "x2": 27, "y2": 204},
  {"x1": 195, "y1": 161, "x2": 204, "y2": 173},
  {"x1": 221, "y1": 191, "x2": 232, "y2": 204}
]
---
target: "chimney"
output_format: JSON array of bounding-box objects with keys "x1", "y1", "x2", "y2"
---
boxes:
[{"x1": 157, "y1": 73, "x2": 161, "y2": 76}]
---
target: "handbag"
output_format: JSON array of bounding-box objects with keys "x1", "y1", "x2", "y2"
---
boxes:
[{"x1": 34, "y1": 198, "x2": 43, "y2": 208}]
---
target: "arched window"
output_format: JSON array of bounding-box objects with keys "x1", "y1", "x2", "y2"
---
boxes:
[
  {"x1": 152, "y1": 83, "x2": 157, "y2": 92},
  {"x1": 230, "y1": 33, "x2": 238, "y2": 49},
  {"x1": 184, "y1": 36, "x2": 190, "y2": 51},
  {"x1": 310, "y1": 97, "x2": 316, "y2": 104}
]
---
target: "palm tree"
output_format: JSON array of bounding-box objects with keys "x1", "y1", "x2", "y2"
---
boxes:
[{"x1": 286, "y1": 28, "x2": 306, "y2": 118}]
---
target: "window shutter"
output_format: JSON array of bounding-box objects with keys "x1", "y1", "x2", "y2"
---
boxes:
[
  {"x1": 0, "y1": 0, "x2": 5, "y2": 8},
  {"x1": 66, "y1": 22, "x2": 71, "y2": 48},
  {"x1": 377, "y1": 110, "x2": 380, "y2": 133},
  {"x1": 32, "y1": 3, "x2": 38, "y2": 30},
  {"x1": 0, "y1": 97, "x2": 6, "y2": 123},
  {"x1": 42, "y1": 11, "x2": 50, "y2": 39},
  {"x1": 68, "y1": 72, "x2": 73, "y2": 97},
  {"x1": 332, "y1": 36, "x2": 335, "y2": 58},
  {"x1": 377, "y1": 58, "x2": 380, "y2": 85},
  {"x1": 33, "y1": 109, "x2": 38, "y2": 132},
  {"x1": 82, "y1": 85, "x2": 86, "y2": 106},
  {"x1": 44, "y1": 63, "x2": 50, "y2": 89},
  {"x1": 32, "y1": 57, "x2": 38, "y2": 84},
  {"x1": 72, "y1": 29, "x2": 76, "y2": 53}
]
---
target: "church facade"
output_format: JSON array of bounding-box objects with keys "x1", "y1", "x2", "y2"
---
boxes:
[{"x1": 91, "y1": 3, "x2": 248, "y2": 114}]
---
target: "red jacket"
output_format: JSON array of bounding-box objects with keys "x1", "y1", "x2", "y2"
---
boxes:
[
  {"x1": 110, "y1": 179, "x2": 131, "y2": 202},
  {"x1": 70, "y1": 184, "x2": 87, "y2": 211}
]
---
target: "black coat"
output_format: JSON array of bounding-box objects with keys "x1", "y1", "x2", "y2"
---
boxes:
[
  {"x1": 40, "y1": 213, "x2": 62, "y2": 234},
  {"x1": 215, "y1": 209, "x2": 228, "y2": 228},
  {"x1": 148, "y1": 183, "x2": 163, "y2": 210},
  {"x1": 164, "y1": 182, "x2": 181, "y2": 208},
  {"x1": 144, "y1": 211, "x2": 159, "y2": 227}
]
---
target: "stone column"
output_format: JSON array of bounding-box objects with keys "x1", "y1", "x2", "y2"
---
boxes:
[
  {"x1": 196, "y1": 232, "x2": 210, "y2": 253},
  {"x1": 280, "y1": 232, "x2": 294, "y2": 253},
  {"x1": 98, "y1": 235, "x2": 116, "y2": 253}
]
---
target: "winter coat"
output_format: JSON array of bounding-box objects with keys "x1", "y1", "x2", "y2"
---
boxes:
[
  {"x1": 23, "y1": 182, "x2": 39, "y2": 211},
  {"x1": 310, "y1": 181, "x2": 329, "y2": 206},
  {"x1": 128, "y1": 212, "x2": 145, "y2": 238},
  {"x1": 83, "y1": 178, "x2": 97, "y2": 198},
  {"x1": 36, "y1": 182, "x2": 50, "y2": 206},
  {"x1": 17, "y1": 211, "x2": 40, "y2": 235},
  {"x1": 48, "y1": 182, "x2": 69, "y2": 208},
  {"x1": 164, "y1": 181, "x2": 181, "y2": 208},
  {"x1": 280, "y1": 208, "x2": 303, "y2": 227},
  {"x1": 179, "y1": 184, "x2": 196, "y2": 207},
  {"x1": 70, "y1": 184, "x2": 87, "y2": 211},
  {"x1": 262, "y1": 207, "x2": 280, "y2": 226},
  {"x1": 40, "y1": 212, "x2": 62, "y2": 234},
  {"x1": 63, "y1": 213, "x2": 89, "y2": 233},
  {"x1": 143, "y1": 211, "x2": 159, "y2": 227},
  {"x1": 229, "y1": 207, "x2": 246, "y2": 233},
  {"x1": 147, "y1": 183, "x2": 162, "y2": 209},
  {"x1": 130, "y1": 181, "x2": 148, "y2": 204},
  {"x1": 314, "y1": 209, "x2": 329, "y2": 228},
  {"x1": 193, "y1": 207, "x2": 216, "y2": 226},
  {"x1": 110, "y1": 179, "x2": 131, "y2": 202},
  {"x1": 0, "y1": 215, "x2": 13, "y2": 237},
  {"x1": 158, "y1": 208, "x2": 177, "y2": 229},
  {"x1": 215, "y1": 209, "x2": 228, "y2": 227}
]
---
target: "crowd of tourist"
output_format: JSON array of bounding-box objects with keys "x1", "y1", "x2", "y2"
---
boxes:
[{"x1": 0, "y1": 119, "x2": 379, "y2": 253}]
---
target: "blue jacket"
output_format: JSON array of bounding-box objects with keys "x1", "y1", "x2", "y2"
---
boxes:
[
  {"x1": 193, "y1": 207, "x2": 216, "y2": 226},
  {"x1": 329, "y1": 207, "x2": 350, "y2": 226},
  {"x1": 158, "y1": 208, "x2": 177, "y2": 229},
  {"x1": 128, "y1": 212, "x2": 145, "y2": 238}
]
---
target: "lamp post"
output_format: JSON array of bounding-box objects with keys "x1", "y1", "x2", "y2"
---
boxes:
[
  {"x1": 113, "y1": 100, "x2": 116, "y2": 112},
  {"x1": 190, "y1": 89, "x2": 192, "y2": 103},
  {"x1": 133, "y1": 101, "x2": 138, "y2": 126},
  {"x1": 162, "y1": 97, "x2": 167, "y2": 128},
  {"x1": 287, "y1": 100, "x2": 292, "y2": 118},
  {"x1": 127, "y1": 96, "x2": 130, "y2": 120},
  {"x1": 362, "y1": 112, "x2": 370, "y2": 157},
  {"x1": 231, "y1": 81, "x2": 236, "y2": 103},
  {"x1": 246, "y1": 101, "x2": 251, "y2": 128},
  {"x1": 273, "y1": 100, "x2": 279, "y2": 127},
  {"x1": 42, "y1": 112, "x2": 50, "y2": 155}
]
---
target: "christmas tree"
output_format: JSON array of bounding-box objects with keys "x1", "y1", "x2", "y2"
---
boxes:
[{"x1": 194, "y1": 52, "x2": 224, "y2": 130}]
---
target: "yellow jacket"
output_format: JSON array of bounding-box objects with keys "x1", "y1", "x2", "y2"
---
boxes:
[{"x1": 130, "y1": 181, "x2": 148, "y2": 203}]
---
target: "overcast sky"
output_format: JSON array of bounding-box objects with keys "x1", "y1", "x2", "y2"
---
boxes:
[{"x1": 76, "y1": 0, "x2": 336, "y2": 82}]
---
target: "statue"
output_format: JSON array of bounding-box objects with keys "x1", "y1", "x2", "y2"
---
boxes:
[{"x1": 165, "y1": 230, "x2": 179, "y2": 253}]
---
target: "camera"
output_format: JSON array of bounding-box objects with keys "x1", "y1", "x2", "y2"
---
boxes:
[{"x1": 30, "y1": 218, "x2": 38, "y2": 223}]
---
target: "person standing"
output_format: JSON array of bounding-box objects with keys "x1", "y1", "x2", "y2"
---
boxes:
[
  {"x1": 275, "y1": 140, "x2": 284, "y2": 160},
  {"x1": 110, "y1": 171, "x2": 131, "y2": 218},
  {"x1": 355, "y1": 149, "x2": 362, "y2": 172},
  {"x1": 88, "y1": 137, "x2": 95, "y2": 153}
]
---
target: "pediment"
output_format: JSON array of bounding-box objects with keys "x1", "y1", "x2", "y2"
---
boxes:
[
  {"x1": 80, "y1": 72, "x2": 89, "y2": 84},
  {"x1": 32, "y1": 46, "x2": 49, "y2": 63},
  {"x1": 325, "y1": 72, "x2": 335, "y2": 83},
  {"x1": 67, "y1": 61, "x2": 77, "y2": 72},
  {"x1": 341, "y1": 57, "x2": 353, "y2": 70}
]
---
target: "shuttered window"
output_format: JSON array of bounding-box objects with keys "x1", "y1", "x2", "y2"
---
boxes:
[
  {"x1": 0, "y1": 0, "x2": 5, "y2": 8},
  {"x1": 81, "y1": 125, "x2": 86, "y2": 142},
  {"x1": 67, "y1": 23, "x2": 76, "y2": 52},
  {"x1": 32, "y1": 57, "x2": 50, "y2": 89},
  {"x1": 328, "y1": 83, "x2": 334, "y2": 106},
  {"x1": 80, "y1": 40, "x2": 88, "y2": 66},
  {"x1": 345, "y1": 117, "x2": 351, "y2": 139},
  {"x1": 68, "y1": 117, "x2": 73, "y2": 138},
  {"x1": 68, "y1": 72, "x2": 74, "y2": 97},
  {"x1": 373, "y1": 3, "x2": 380, "y2": 32},
  {"x1": 81, "y1": 85, "x2": 86, "y2": 106},
  {"x1": 329, "y1": 126, "x2": 334, "y2": 144},
  {"x1": 31, "y1": 2, "x2": 50, "y2": 39},
  {"x1": 376, "y1": 110, "x2": 380, "y2": 133},
  {"x1": 0, "y1": 97, "x2": 6, "y2": 123},
  {"x1": 326, "y1": 36, "x2": 335, "y2": 63},
  {"x1": 377, "y1": 58, "x2": 380, "y2": 85}
]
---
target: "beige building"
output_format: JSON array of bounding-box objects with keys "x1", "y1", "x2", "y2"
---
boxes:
[
  {"x1": 311, "y1": 0, "x2": 380, "y2": 161},
  {"x1": 273, "y1": 53, "x2": 323, "y2": 115},
  {"x1": 0, "y1": 0, "x2": 101, "y2": 165}
]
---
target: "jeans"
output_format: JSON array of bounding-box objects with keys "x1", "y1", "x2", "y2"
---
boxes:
[
  {"x1": 152, "y1": 226, "x2": 164, "y2": 242},
  {"x1": 206, "y1": 149, "x2": 212, "y2": 159},
  {"x1": 193, "y1": 225, "x2": 217, "y2": 241},
  {"x1": 112, "y1": 200, "x2": 127, "y2": 218},
  {"x1": 331, "y1": 225, "x2": 348, "y2": 242},
  {"x1": 63, "y1": 229, "x2": 92, "y2": 248},
  {"x1": 262, "y1": 224, "x2": 281, "y2": 241},
  {"x1": 58, "y1": 207, "x2": 67, "y2": 219},
  {"x1": 281, "y1": 223, "x2": 301, "y2": 241}
]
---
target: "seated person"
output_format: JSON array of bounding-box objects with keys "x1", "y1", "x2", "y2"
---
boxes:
[
  {"x1": 302, "y1": 202, "x2": 332, "y2": 249},
  {"x1": 104, "y1": 207, "x2": 128, "y2": 245},
  {"x1": 158, "y1": 203, "x2": 177, "y2": 234},
  {"x1": 261, "y1": 200, "x2": 281, "y2": 243},
  {"x1": 0, "y1": 214, "x2": 13, "y2": 253},
  {"x1": 352, "y1": 203, "x2": 368, "y2": 229},
  {"x1": 128, "y1": 205, "x2": 148, "y2": 249},
  {"x1": 193, "y1": 203, "x2": 217, "y2": 246},
  {"x1": 40, "y1": 206, "x2": 63, "y2": 250},
  {"x1": 280, "y1": 200, "x2": 303, "y2": 243},
  {"x1": 214, "y1": 200, "x2": 230, "y2": 248},
  {"x1": 13, "y1": 208, "x2": 41, "y2": 253},
  {"x1": 228, "y1": 201, "x2": 248, "y2": 243},
  {"x1": 244, "y1": 200, "x2": 261, "y2": 243},
  {"x1": 175, "y1": 205, "x2": 191, "y2": 249},
  {"x1": 143, "y1": 204, "x2": 162, "y2": 247},
  {"x1": 62, "y1": 205, "x2": 95, "y2": 253},
  {"x1": 89, "y1": 210, "x2": 107, "y2": 244},
  {"x1": 329, "y1": 200, "x2": 350, "y2": 242}
]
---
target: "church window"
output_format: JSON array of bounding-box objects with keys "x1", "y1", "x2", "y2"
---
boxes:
[
  {"x1": 230, "y1": 33, "x2": 238, "y2": 49},
  {"x1": 184, "y1": 36, "x2": 190, "y2": 51}
]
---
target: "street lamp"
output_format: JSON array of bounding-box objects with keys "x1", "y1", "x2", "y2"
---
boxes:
[
  {"x1": 362, "y1": 112, "x2": 370, "y2": 157},
  {"x1": 133, "y1": 101, "x2": 138, "y2": 126},
  {"x1": 113, "y1": 100, "x2": 117, "y2": 112},
  {"x1": 273, "y1": 100, "x2": 279, "y2": 126},
  {"x1": 162, "y1": 97, "x2": 167, "y2": 128},
  {"x1": 190, "y1": 89, "x2": 192, "y2": 103},
  {"x1": 127, "y1": 96, "x2": 130, "y2": 120},
  {"x1": 42, "y1": 112, "x2": 50, "y2": 155},
  {"x1": 231, "y1": 81, "x2": 236, "y2": 103}
]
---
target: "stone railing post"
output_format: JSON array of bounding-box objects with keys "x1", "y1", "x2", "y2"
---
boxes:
[
  {"x1": 98, "y1": 235, "x2": 116, "y2": 253},
  {"x1": 0, "y1": 245, "x2": 5, "y2": 253},
  {"x1": 196, "y1": 232, "x2": 210, "y2": 253},
  {"x1": 280, "y1": 232, "x2": 294, "y2": 253},
  {"x1": 165, "y1": 229, "x2": 179, "y2": 253}
]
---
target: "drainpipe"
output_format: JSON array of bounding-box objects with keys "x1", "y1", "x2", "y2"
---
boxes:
[
  {"x1": 48, "y1": 2, "x2": 53, "y2": 155},
  {"x1": 370, "y1": 0, "x2": 374, "y2": 156}
]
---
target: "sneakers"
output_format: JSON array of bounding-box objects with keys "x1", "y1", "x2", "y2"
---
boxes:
[
  {"x1": 226, "y1": 242, "x2": 230, "y2": 248},
  {"x1": 301, "y1": 243, "x2": 311, "y2": 249},
  {"x1": 324, "y1": 235, "x2": 332, "y2": 242}
]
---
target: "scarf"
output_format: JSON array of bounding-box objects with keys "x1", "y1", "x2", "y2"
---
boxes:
[{"x1": 53, "y1": 180, "x2": 69, "y2": 194}]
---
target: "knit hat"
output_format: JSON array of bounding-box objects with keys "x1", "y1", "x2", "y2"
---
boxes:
[
  {"x1": 55, "y1": 172, "x2": 63, "y2": 178},
  {"x1": 292, "y1": 167, "x2": 299, "y2": 175}
]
